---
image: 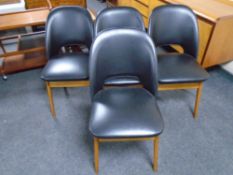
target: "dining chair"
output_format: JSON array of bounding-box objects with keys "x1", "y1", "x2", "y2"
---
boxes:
[
  {"x1": 41, "y1": 6, "x2": 93, "y2": 117},
  {"x1": 148, "y1": 5, "x2": 209, "y2": 118},
  {"x1": 89, "y1": 29, "x2": 164, "y2": 174},
  {"x1": 94, "y1": 7, "x2": 145, "y2": 86}
]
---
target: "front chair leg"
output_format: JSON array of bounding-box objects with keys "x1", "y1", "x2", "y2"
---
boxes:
[
  {"x1": 153, "y1": 136, "x2": 159, "y2": 171},
  {"x1": 46, "y1": 82, "x2": 56, "y2": 118},
  {"x1": 193, "y1": 83, "x2": 203, "y2": 119},
  {"x1": 94, "y1": 137, "x2": 99, "y2": 174}
]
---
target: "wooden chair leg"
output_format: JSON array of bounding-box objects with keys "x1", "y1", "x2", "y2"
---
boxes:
[
  {"x1": 153, "y1": 136, "x2": 159, "y2": 171},
  {"x1": 94, "y1": 137, "x2": 99, "y2": 174},
  {"x1": 193, "y1": 83, "x2": 203, "y2": 119},
  {"x1": 46, "y1": 82, "x2": 56, "y2": 118}
]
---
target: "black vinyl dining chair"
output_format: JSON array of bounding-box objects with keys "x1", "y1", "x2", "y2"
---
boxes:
[
  {"x1": 41, "y1": 6, "x2": 94, "y2": 117},
  {"x1": 94, "y1": 7, "x2": 145, "y2": 86},
  {"x1": 89, "y1": 29, "x2": 164, "y2": 174},
  {"x1": 148, "y1": 5, "x2": 209, "y2": 119}
]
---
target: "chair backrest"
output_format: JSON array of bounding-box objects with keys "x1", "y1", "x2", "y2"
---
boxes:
[
  {"x1": 148, "y1": 5, "x2": 199, "y2": 58},
  {"x1": 46, "y1": 6, "x2": 94, "y2": 59},
  {"x1": 94, "y1": 7, "x2": 145, "y2": 36},
  {"x1": 89, "y1": 29, "x2": 158, "y2": 98}
]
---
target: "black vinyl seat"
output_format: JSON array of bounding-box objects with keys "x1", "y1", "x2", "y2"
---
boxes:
[
  {"x1": 41, "y1": 53, "x2": 89, "y2": 81},
  {"x1": 89, "y1": 29, "x2": 163, "y2": 174},
  {"x1": 149, "y1": 5, "x2": 209, "y2": 118},
  {"x1": 94, "y1": 7, "x2": 145, "y2": 86},
  {"x1": 41, "y1": 6, "x2": 93, "y2": 117},
  {"x1": 158, "y1": 53, "x2": 209, "y2": 84},
  {"x1": 90, "y1": 88, "x2": 163, "y2": 138}
]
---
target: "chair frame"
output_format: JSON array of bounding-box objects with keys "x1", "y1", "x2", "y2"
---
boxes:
[
  {"x1": 89, "y1": 29, "x2": 163, "y2": 174},
  {"x1": 158, "y1": 82, "x2": 203, "y2": 119},
  {"x1": 46, "y1": 80, "x2": 89, "y2": 117},
  {"x1": 93, "y1": 136, "x2": 160, "y2": 174},
  {"x1": 148, "y1": 5, "x2": 206, "y2": 119},
  {"x1": 44, "y1": 8, "x2": 96, "y2": 118}
]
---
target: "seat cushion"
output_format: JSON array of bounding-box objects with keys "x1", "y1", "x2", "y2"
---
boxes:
[
  {"x1": 41, "y1": 53, "x2": 89, "y2": 81},
  {"x1": 89, "y1": 88, "x2": 164, "y2": 139},
  {"x1": 104, "y1": 75, "x2": 140, "y2": 86},
  {"x1": 158, "y1": 53, "x2": 209, "y2": 84}
]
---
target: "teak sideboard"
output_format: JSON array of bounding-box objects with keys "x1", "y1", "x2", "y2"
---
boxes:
[{"x1": 107, "y1": 0, "x2": 233, "y2": 68}]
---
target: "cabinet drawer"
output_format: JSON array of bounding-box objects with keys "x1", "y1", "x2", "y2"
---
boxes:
[{"x1": 132, "y1": 0, "x2": 149, "y2": 17}]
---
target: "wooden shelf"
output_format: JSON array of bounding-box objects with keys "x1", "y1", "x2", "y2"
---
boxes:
[
  {"x1": 18, "y1": 32, "x2": 45, "y2": 51},
  {"x1": 0, "y1": 7, "x2": 49, "y2": 75},
  {"x1": 0, "y1": 8, "x2": 50, "y2": 31}
]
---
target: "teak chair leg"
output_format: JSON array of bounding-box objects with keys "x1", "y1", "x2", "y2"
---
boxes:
[
  {"x1": 46, "y1": 82, "x2": 56, "y2": 118},
  {"x1": 193, "y1": 83, "x2": 203, "y2": 119},
  {"x1": 153, "y1": 137, "x2": 159, "y2": 171},
  {"x1": 94, "y1": 137, "x2": 99, "y2": 174}
]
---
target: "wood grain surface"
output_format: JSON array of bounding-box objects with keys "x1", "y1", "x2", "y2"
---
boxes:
[{"x1": 0, "y1": 0, "x2": 20, "y2": 5}]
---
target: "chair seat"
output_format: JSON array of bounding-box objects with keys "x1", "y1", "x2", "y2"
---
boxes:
[
  {"x1": 89, "y1": 88, "x2": 164, "y2": 139},
  {"x1": 158, "y1": 54, "x2": 209, "y2": 84},
  {"x1": 41, "y1": 53, "x2": 89, "y2": 81},
  {"x1": 104, "y1": 75, "x2": 140, "y2": 86}
]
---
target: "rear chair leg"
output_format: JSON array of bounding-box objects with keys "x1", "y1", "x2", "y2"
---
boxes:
[
  {"x1": 94, "y1": 137, "x2": 99, "y2": 174},
  {"x1": 153, "y1": 136, "x2": 159, "y2": 171},
  {"x1": 46, "y1": 82, "x2": 56, "y2": 118},
  {"x1": 193, "y1": 83, "x2": 203, "y2": 119},
  {"x1": 64, "y1": 87, "x2": 69, "y2": 97}
]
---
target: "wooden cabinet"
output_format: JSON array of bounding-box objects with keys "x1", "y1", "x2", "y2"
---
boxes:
[
  {"x1": 117, "y1": 0, "x2": 131, "y2": 6},
  {"x1": 131, "y1": 0, "x2": 149, "y2": 26},
  {"x1": 107, "y1": 0, "x2": 131, "y2": 7},
  {"x1": 132, "y1": 0, "x2": 148, "y2": 17},
  {"x1": 25, "y1": 0, "x2": 87, "y2": 9},
  {"x1": 108, "y1": 0, "x2": 233, "y2": 68}
]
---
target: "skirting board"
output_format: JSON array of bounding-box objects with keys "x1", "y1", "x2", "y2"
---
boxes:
[{"x1": 221, "y1": 61, "x2": 233, "y2": 75}]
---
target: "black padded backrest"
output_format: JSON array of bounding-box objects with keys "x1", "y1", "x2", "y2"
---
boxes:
[
  {"x1": 94, "y1": 7, "x2": 145, "y2": 37},
  {"x1": 89, "y1": 29, "x2": 158, "y2": 98},
  {"x1": 46, "y1": 6, "x2": 94, "y2": 59},
  {"x1": 148, "y1": 5, "x2": 199, "y2": 58}
]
